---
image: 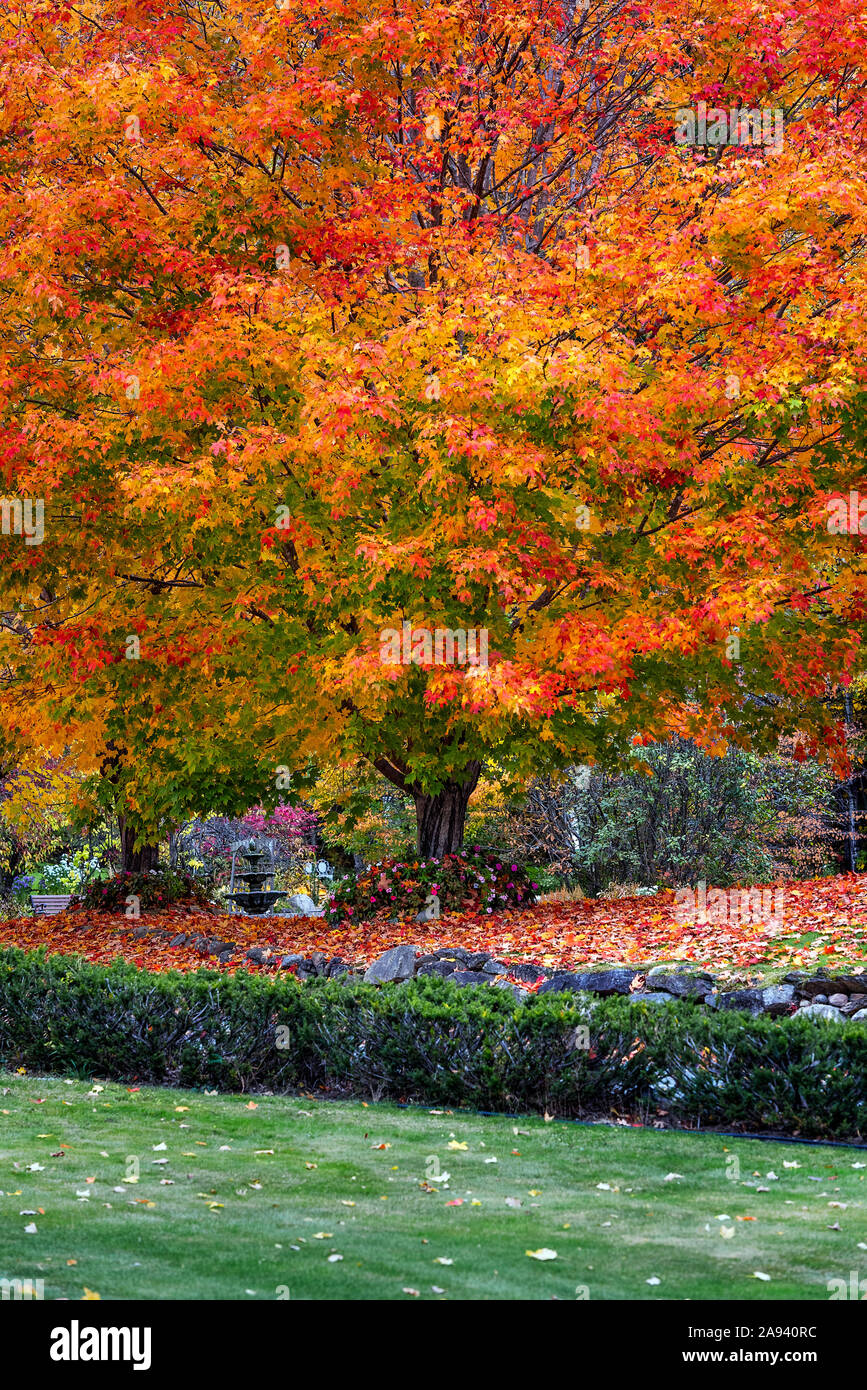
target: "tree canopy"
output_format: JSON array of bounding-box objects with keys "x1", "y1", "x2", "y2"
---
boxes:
[{"x1": 1, "y1": 0, "x2": 865, "y2": 853}]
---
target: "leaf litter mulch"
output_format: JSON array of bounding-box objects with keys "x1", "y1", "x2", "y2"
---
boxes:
[{"x1": 1, "y1": 873, "x2": 865, "y2": 986}]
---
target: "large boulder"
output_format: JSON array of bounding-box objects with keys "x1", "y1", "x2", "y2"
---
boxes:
[
  {"x1": 484, "y1": 960, "x2": 549, "y2": 984},
  {"x1": 842, "y1": 995, "x2": 867, "y2": 1017},
  {"x1": 491, "y1": 978, "x2": 530, "y2": 1003},
  {"x1": 537, "y1": 973, "x2": 589, "y2": 996},
  {"x1": 761, "y1": 983, "x2": 797, "y2": 1015},
  {"x1": 482, "y1": 959, "x2": 510, "y2": 976},
  {"x1": 645, "y1": 967, "x2": 714, "y2": 998},
  {"x1": 416, "y1": 959, "x2": 458, "y2": 977},
  {"x1": 538, "y1": 968, "x2": 636, "y2": 997},
  {"x1": 580, "y1": 968, "x2": 638, "y2": 995},
  {"x1": 449, "y1": 970, "x2": 489, "y2": 986},
  {"x1": 784, "y1": 971, "x2": 867, "y2": 997},
  {"x1": 798, "y1": 1002, "x2": 846, "y2": 1023},
  {"x1": 279, "y1": 954, "x2": 307, "y2": 971},
  {"x1": 284, "y1": 893, "x2": 324, "y2": 918},
  {"x1": 363, "y1": 945, "x2": 417, "y2": 984},
  {"x1": 464, "y1": 951, "x2": 492, "y2": 971},
  {"x1": 707, "y1": 988, "x2": 765, "y2": 1016}
]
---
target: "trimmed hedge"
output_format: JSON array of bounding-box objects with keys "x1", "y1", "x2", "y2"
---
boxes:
[{"x1": 0, "y1": 946, "x2": 865, "y2": 1139}]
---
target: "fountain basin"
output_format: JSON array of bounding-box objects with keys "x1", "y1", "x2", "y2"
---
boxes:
[
  {"x1": 233, "y1": 872, "x2": 272, "y2": 891},
  {"x1": 225, "y1": 891, "x2": 290, "y2": 916}
]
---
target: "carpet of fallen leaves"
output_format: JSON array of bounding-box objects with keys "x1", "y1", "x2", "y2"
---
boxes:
[{"x1": 1, "y1": 873, "x2": 865, "y2": 983}]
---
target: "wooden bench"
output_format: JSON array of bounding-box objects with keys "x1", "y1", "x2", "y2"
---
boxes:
[{"x1": 30, "y1": 894, "x2": 73, "y2": 917}]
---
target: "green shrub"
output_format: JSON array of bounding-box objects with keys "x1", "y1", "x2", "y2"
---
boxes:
[
  {"x1": 325, "y1": 846, "x2": 538, "y2": 926},
  {"x1": 510, "y1": 741, "x2": 836, "y2": 893},
  {"x1": 75, "y1": 869, "x2": 213, "y2": 912},
  {"x1": 30, "y1": 851, "x2": 107, "y2": 895},
  {"x1": 0, "y1": 946, "x2": 865, "y2": 1138}
]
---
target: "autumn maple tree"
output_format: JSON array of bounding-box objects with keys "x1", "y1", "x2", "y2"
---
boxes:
[{"x1": 1, "y1": 0, "x2": 866, "y2": 860}]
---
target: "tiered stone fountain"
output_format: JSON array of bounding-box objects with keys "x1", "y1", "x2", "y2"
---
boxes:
[{"x1": 224, "y1": 840, "x2": 290, "y2": 916}]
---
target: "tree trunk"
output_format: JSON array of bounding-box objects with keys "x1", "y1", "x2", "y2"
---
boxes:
[
  {"x1": 118, "y1": 817, "x2": 160, "y2": 874},
  {"x1": 371, "y1": 755, "x2": 481, "y2": 857},
  {"x1": 412, "y1": 763, "x2": 481, "y2": 857}
]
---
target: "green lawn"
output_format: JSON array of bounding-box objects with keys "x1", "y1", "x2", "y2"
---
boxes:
[{"x1": 1, "y1": 1071, "x2": 865, "y2": 1300}]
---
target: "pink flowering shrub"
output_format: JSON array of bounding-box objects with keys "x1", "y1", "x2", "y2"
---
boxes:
[{"x1": 325, "y1": 847, "x2": 537, "y2": 926}]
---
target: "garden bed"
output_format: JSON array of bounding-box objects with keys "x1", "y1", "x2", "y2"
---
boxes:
[{"x1": 0, "y1": 872, "x2": 864, "y2": 985}]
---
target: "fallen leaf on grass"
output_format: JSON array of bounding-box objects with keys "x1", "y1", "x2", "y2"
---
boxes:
[{"x1": 526, "y1": 1248, "x2": 557, "y2": 1261}]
